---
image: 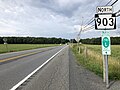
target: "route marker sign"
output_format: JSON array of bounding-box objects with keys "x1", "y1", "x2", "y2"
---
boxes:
[
  {"x1": 102, "y1": 31, "x2": 111, "y2": 55},
  {"x1": 95, "y1": 14, "x2": 116, "y2": 30}
]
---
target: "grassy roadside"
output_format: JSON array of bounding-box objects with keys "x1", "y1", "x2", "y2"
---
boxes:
[
  {"x1": 0, "y1": 44, "x2": 59, "y2": 54},
  {"x1": 70, "y1": 44, "x2": 120, "y2": 80}
]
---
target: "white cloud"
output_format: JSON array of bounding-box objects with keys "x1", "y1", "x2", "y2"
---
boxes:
[{"x1": 0, "y1": 0, "x2": 120, "y2": 39}]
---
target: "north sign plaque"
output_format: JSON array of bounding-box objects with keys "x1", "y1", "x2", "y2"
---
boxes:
[{"x1": 97, "y1": 6, "x2": 113, "y2": 14}]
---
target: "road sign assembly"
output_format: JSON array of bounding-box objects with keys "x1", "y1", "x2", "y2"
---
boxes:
[{"x1": 95, "y1": 5, "x2": 116, "y2": 88}]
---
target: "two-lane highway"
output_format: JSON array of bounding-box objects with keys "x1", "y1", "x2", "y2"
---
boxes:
[
  {"x1": 0, "y1": 45, "x2": 65, "y2": 90},
  {"x1": 0, "y1": 45, "x2": 120, "y2": 90}
]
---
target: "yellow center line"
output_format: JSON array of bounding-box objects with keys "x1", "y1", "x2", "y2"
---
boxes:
[{"x1": 0, "y1": 51, "x2": 42, "y2": 63}]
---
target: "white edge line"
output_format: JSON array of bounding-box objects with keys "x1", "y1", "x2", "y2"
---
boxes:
[{"x1": 10, "y1": 45, "x2": 68, "y2": 90}]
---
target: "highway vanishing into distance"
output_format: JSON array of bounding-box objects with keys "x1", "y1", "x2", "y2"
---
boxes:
[{"x1": 0, "y1": 45, "x2": 120, "y2": 90}]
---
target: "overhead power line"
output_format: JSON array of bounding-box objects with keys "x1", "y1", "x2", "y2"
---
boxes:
[
  {"x1": 83, "y1": 0, "x2": 107, "y2": 27},
  {"x1": 83, "y1": 19, "x2": 94, "y2": 29},
  {"x1": 105, "y1": 0, "x2": 113, "y2": 6},
  {"x1": 115, "y1": 10, "x2": 120, "y2": 17},
  {"x1": 115, "y1": 10, "x2": 120, "y2": 14},
  {"x1": 116, "y1": 14, "x2": 120, "y2": 17},
  {"x1": 111, "y1": 0, "x2": 118, "y2": 6},
  {"x1": 82, "y1": 0, "x2": 116, "y2": 31},
  {"x1": 83, "y1": 25, "x2": 94, "y2": 32}
]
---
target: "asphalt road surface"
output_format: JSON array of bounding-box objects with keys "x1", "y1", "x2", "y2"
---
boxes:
[
  {"x1": 0, "y1": 46, "x2": 64, "y2": 90},
  {"x1": 0, "y1": 45, "x2": 120, "y2": 90}
]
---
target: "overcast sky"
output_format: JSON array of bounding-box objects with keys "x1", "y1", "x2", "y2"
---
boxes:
[{"x1": 0, "y1": 0, "x2": 120, "y2": 39}]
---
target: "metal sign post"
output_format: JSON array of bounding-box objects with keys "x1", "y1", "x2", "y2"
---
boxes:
[
  {"x1": 103, "y1": 55, "x2": 109, "y2": 87},
  {"x1": 105, "y1": 55, "x2": 109, "y2": 88},
  {"x1": 103, "y1": 55, "x2": 106, "y2": 83},
  {"x1": 102, "y1": 31, "x2": 111, "y2": 88}
]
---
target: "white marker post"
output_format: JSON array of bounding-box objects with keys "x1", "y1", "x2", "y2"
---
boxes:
[
  {"x1": 75, "y1": 36, "x2": 80, "y2": 53},
  {"x1": 95, "y1": 6, "x2": 116, "y2": 88},
  {"x1": 3, "y1": 38, "x2": 8, "y2": 52}
]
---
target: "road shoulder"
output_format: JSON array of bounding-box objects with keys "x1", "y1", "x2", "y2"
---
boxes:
[
  {"x1": 69, "y1": 49, "x2": 106, "y2": 90},
  {"x1": 69, "y1": 49, "x2": 120, "y2": 90}
]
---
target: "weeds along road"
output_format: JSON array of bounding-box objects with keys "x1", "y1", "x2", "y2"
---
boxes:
[{"x1": 0, "y1": 45, "x2": 120, "y2": 90}]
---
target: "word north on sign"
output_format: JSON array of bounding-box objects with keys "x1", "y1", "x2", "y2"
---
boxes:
[
  {"x1": 95, "y1": 14, "x2": 116, "y2": 30},
  {"x1": 97, "y1": 6, "x2": 113, "y2": 14}
]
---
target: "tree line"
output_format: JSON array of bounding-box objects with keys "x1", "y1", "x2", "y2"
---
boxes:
[
  {"x1": 80, "y1": 37, "x2": 120, "y2": 45},
  {"x1": 0, "y1": 37, "x2": 69, "y2": 44}
]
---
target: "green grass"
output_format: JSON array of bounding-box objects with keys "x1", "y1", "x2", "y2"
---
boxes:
[
  {"x1": 85, "y1": 45, "x2": 120, "y2": 60},
  {"x1": 0, "y1": 44, "x2": 59, "y2": 54},
  {"x1": 71, "y1": 44, "x2": 120, "y2": 80}
]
